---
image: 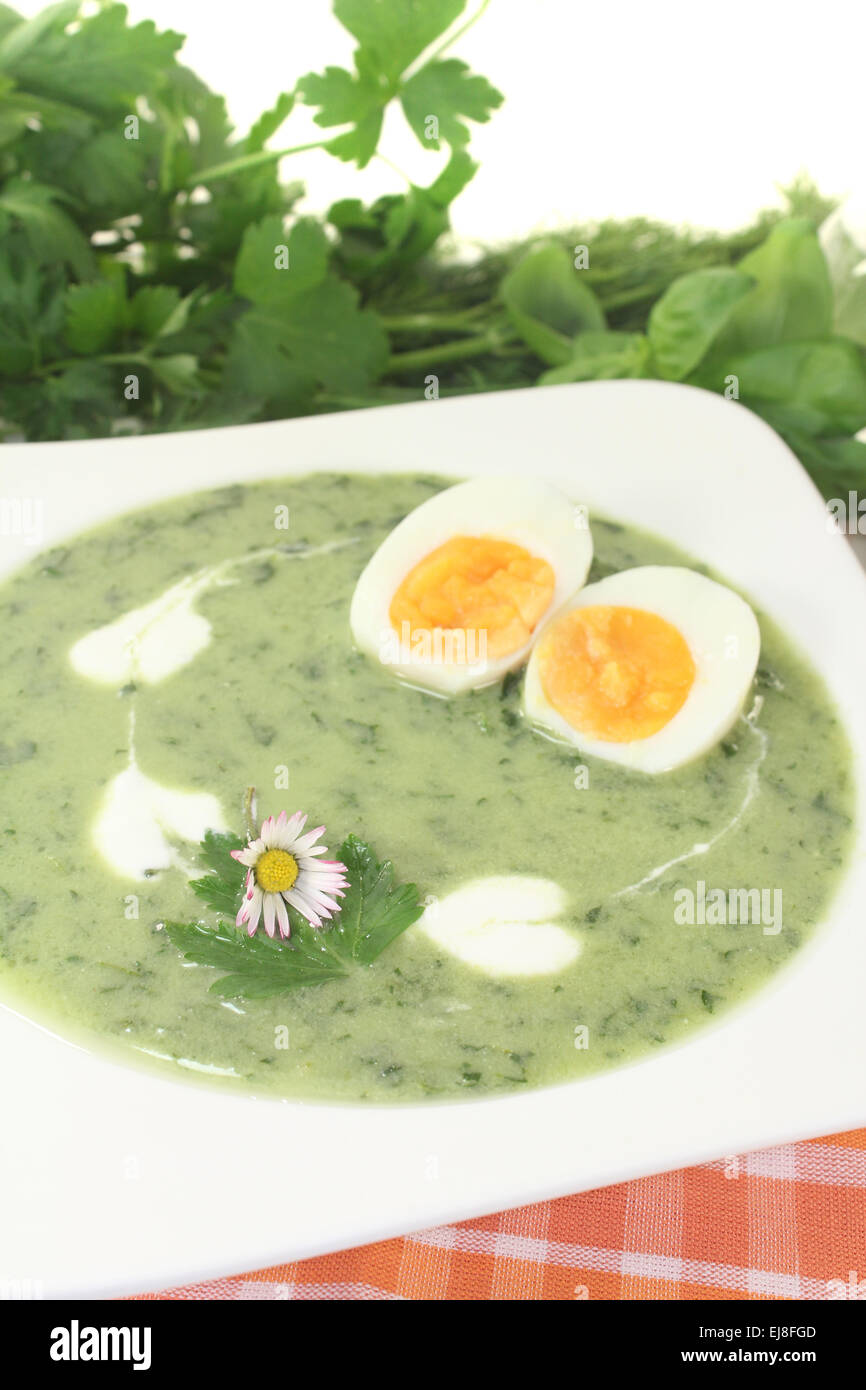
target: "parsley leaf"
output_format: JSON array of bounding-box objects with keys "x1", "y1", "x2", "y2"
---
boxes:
[
  {"x1": 52, "y1": 129, "x2": 147, "y2": 217},
  {"x1": 147, "y1": 353, "x2": 202, "y2": 395},
  {"x1": 64, "y1": 280, "x2": 122, "y2": 354},
  {"x1": 231, "y1": 214, "x2": 388, "y2": 395},
  {"x1": 129, "y1": 285, "x2": 187, "y2": 340},
  {"x1": 220, "y1": 312, "x2": 317, "y2": 414},
  {"x1": 329, "y1": 151, "x2": 476, "y2": 282},
  {"x1": 400, "y1": 58, "x2": 503, "y2": 150},
  {"x1": 2, "y1": 4, "x2": 183, "y2": 113},
  {"x1": 328, "y1": 834, "x2": 424, "y2": 964},
  {"x1": 0, "y1": 177, "x2": 93, "y2": 275},
  {"x1": 0, "y1": 2, "x2": 79, "y2": 67},
  {"x1": 333, "y1": 0, "x2": 466, "y2": 84},
  {"x1": 243, "y1": 91, "x2": 295, "y2": 153},
  {"x1": 249, "y1": 279, "x2": 389, "y2": 392},
  {"x1": 297, "y1": 60, "x2": 386, "y2": 168},
  {"x1": 164, "y1": 919, "x2": 348, "y2": 998},
  {"x1": 187, "y1": 828, "x2": 246, "y2": 915},
  {"x1": 234, "y1": 214, "x2": 330, "y2": 306},
  {"x1": 230, "y1": 210, "x2": 389, "y2": 394},
  {"x1": 299, "y1": 4, "x2": 486, "y2": 166}
]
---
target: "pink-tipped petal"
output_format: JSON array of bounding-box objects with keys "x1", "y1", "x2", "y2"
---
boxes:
[
  {"x1": 232, "y1": 811, "x2": 350, "y2": 939},
  {"x1": 242, "y1": 887, "x2": 263, "y2": 936},
  {"x1": 292, "y1": 825, "x2": 326, "y2": 853},
  {"x1": 285, "y1": 887, "x2": 324, "y2": 929},
  {"x1": 275, "y1": 896, "x2": 290, "y2": 939},
  {"x1": 263, "y1": 898, "x2": 276, "y2": 937}
]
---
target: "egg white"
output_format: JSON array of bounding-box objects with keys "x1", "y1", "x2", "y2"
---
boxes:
[
  {"x1": 523, "y1": 566, "x2": 761, "y2": 773},
  {"x1": 349, "y1": 476, "x2": 593, "y2": 694}
]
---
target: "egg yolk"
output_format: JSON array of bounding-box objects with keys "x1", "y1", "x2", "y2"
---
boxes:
[
  {"x1": 389, "y1": 536, "x2": 556, "y2": 662},
  {"x1": 537, "y1": 605, "x2": 696, "y2": 742}
]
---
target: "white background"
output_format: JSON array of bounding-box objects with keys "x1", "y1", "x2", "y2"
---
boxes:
[{"x1": 14, "y1": 0, "x2": 866, "y2": 243}]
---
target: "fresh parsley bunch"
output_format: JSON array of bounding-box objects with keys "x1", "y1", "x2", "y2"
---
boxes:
[
  {"x1": 0, "y1": 0, "x2": 502, "y2": 438},
  {"x1": 0, "y1": 1, "x2": 864, "y2": 502}
]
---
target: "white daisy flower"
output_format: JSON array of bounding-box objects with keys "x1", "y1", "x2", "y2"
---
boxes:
[{"x1": 231, "y1": 810, "x2": 348, "y2": 938}]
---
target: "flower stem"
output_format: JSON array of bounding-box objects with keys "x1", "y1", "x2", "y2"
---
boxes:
[{"x1": 243, "y1": 786, "x2": 258, "y2": 841}]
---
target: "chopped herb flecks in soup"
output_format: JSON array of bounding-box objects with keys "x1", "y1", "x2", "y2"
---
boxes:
[{"x1": 0, "y1": 474, "x2": 855, "y2": 1101}]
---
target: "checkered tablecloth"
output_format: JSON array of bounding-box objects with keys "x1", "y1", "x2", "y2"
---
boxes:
[{"x1": 131, "y1": 1127, "x2": 866, "y2": 1300}]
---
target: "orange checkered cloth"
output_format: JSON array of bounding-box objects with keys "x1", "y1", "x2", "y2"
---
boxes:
[{"x1": 130, "y1": 1128, "x2": 866, "y2": 1301}]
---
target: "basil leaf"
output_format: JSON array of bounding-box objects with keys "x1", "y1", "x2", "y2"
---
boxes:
[
  {"x1": 647, "y1": 268, "x2": 754, "y2": 380},
  {"x1": 502, "y1": 244, "x2": 605, "y2": 366},
  {"x1": 540, "y1": 331, "x2": 650, "y2": 385},
  {"x1": 709, "y1": 218, "x2": 833, "y2": 358},
  {"x1": 777, "y1": 432, "x2": 866, "y2": 503},
  {"x1": 706, "y1": 339, "x2": 866, "y2": 437}
]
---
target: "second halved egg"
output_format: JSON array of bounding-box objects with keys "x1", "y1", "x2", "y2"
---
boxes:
[{"x1": 523, "y1": 566, "x2": 761, "y2": 773}]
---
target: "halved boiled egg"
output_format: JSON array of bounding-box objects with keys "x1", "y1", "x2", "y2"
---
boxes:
[
  {"x1": 350, "y1": 477, "x2": 592, "y2": 693},
  {"x1": 523, "y1": 567, "x2": 760, "y2": 773}
]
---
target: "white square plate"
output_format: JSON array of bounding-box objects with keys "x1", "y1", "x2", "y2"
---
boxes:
[{"x1": 1, "y1": 381, "x2": 865, "y2": 1298}]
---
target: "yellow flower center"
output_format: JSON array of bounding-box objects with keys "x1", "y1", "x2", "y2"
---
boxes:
[{"x1": 255, "y1": 848, "x2": 299, "y2": 893}]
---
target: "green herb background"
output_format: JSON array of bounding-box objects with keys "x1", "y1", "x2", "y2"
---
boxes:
[{"x1": 1, "y1": 0, "x2": 864, "y2": 503}]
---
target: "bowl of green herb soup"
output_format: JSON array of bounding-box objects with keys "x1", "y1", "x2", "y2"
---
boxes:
[{"x1": 0, "y1": 472, "x2": 854, "y2": 1102}]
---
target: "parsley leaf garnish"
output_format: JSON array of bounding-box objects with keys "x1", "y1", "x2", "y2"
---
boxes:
[
  {"x1": 166, "y1": 830, "x2": 424, "y2": 1000},
  {"x1": 327, "y1": 834, "x2": 426, "y2": 964},
  {"x1": 164, "y1": 919, "x2": 349, "y2": 999},
  {"x1": 186, "y1": 828, "x2": 246, "y2": 916}
]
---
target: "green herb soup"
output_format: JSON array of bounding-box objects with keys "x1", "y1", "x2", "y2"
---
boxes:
[{"x1": 0, "y1": 473, "x2": 855, "y2": 1101}]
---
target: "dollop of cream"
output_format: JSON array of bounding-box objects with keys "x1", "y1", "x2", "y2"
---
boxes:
[
  {"x1": 93, "y1": 715, "x2": 227, "y2": 880},
  {"x1": 69, "y1": 540, "x2": 360, "y2": 687},
  {"x1": 69, "y1": 572, "x2": 218, "y2": 686},
  {"x1": 75, "y1": 537, "x2": 357, "y2": 875},
  {"x1": 418, "y1": 876, "x2": 580, "y2": 977}
]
